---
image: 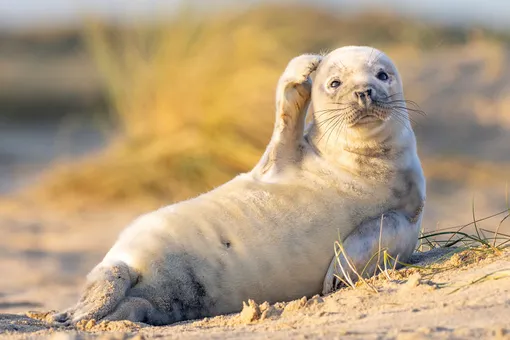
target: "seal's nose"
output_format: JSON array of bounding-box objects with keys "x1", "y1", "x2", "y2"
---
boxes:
[{"x1": 354, "y1": 88, "x2": 373, "y2": 100}]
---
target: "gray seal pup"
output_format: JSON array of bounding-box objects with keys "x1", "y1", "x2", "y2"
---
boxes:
[{"x1": 52, "y1": 46, "x2": 425, "y2": 325}]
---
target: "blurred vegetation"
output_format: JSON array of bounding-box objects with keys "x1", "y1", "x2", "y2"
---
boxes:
[
  {"x1": 0, "y1": 29, "x2": 103, "y2": 119},
  {"x1": 20, "y1": 4, "x2": 510, "y2": 209}
]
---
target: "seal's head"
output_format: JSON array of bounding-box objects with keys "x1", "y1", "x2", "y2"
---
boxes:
[{"x1": 310, "y1": 46, "x2": 409, "y2": 143}]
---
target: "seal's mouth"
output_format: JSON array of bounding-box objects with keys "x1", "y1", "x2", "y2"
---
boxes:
[
  {"x1": 349, "y1": 104, "x2": 391, "y2": 126},
  {"x1": 354, "y1": 114, "x2": 379, "y2": 124}
]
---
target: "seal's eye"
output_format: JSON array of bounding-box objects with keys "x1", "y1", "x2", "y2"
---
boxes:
[
  {"x1": 376, "y1": 71, "x2": 389, "y2": 81},
  {"x1": 330, "y1": 80, "x2": 341, "y2": 88}
]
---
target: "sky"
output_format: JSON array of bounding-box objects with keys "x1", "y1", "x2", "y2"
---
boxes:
[{"x1": 0, "y1": 0, "x2": 508, "y2": 31}]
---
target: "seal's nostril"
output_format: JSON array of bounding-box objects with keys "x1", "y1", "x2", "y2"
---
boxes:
[{"x1": 355, "y1": 89, "x2": 373, "y2": 100}]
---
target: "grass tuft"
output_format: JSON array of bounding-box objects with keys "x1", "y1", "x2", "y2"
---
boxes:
[{"x1": 420, "y1": 208, "x2": 510, "y2": 252}]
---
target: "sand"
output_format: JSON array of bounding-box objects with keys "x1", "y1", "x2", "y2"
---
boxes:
[{"x1": 0, "y1": 200, "x2": 509, "y2": 340}]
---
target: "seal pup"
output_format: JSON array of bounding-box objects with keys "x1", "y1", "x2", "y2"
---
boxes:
[{"x1": 51, "y1": 46, "x2": 425, "y2": 325}]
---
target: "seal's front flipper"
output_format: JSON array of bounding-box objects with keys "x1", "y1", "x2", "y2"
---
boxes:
[
  {"x1": 322, "y1": 211, "x2": 421, "y2": 295},
  {"x1": 253, "y1": 54, "x2": 322, "y2": 180}
]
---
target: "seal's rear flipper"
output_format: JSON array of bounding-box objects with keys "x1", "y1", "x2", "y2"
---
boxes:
[{"x1": 51, "y1": 261, "x2": 137, "y2": 324}]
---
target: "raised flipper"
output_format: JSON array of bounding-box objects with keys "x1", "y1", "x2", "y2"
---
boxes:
[
  {"x1": 252, "y1": 54, "x2": 322, "y2": 180},
  {"x1": 322, "y1": 211, "x2": 422, "y2": 295}
]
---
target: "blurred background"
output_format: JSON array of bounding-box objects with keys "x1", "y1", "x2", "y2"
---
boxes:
[{"x1": 0, "y1": 0, "x2": 509, "y2": 313}]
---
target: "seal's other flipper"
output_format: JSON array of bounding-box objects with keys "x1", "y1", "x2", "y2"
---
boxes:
[
  {"x1": 51, "y1": 261, "x2": 137, "y2": 324},
  {"x1": 253, "y1": 54, "x2": 322, "y2": 180},
  {"x1": 322, "y1": 211, "x2": 421, "y2": 295}
]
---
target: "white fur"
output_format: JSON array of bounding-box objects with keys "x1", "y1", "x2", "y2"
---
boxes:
[{"x1": 55, "y1": 46, "x2": 425, "y2": 325}]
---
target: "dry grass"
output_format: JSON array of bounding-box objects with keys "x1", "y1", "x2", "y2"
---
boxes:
[{"x1": 18, "y1": 4, "x2": 510, "y2": 210}]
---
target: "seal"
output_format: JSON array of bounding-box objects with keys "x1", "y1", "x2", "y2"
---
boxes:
[{"x1": 52, "y1": 46, "x2": 425, "y2": 325}]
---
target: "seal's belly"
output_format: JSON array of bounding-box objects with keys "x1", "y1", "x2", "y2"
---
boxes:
[{"x1": 104, "y1": 175, "x2": 387, "y2": 315}]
